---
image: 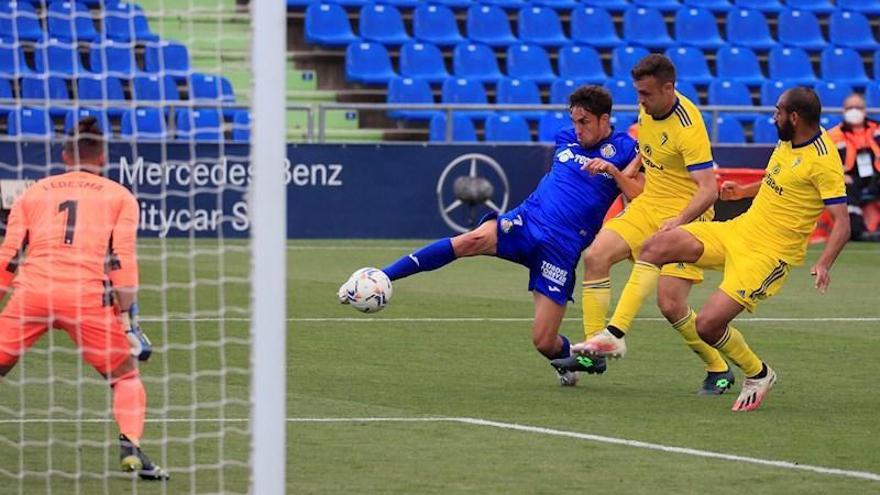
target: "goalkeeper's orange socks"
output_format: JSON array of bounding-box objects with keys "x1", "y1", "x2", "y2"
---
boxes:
[
  {"x1": 112, "y1": 369, "x2": 146, "y2": 446},
  {"x1": 607, "y1": 261, "x2": 661, "y2": 334},
  {"x1": 382, "y1": 238, "x2": 455, "y2": 281}
]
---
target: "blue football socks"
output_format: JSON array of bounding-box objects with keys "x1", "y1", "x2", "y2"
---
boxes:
[{"x1": 382, "y1": 238, "x2": 456, "y2": 281}]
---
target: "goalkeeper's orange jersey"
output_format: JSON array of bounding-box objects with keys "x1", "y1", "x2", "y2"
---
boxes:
[{"x1": 0, "y1": 170, "x2": 139, "y2": 306}]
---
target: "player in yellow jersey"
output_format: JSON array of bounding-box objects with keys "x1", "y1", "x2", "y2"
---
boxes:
[
  {"x1": 570, "y1": 87, "x2": 850, "y2": 411},
  {"x1": 551, "y1": 54, "x2": 734, "y2": 395}
]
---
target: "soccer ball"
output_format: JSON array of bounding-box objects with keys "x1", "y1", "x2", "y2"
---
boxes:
[{"x1": 339, "y1": 267, "x2": 393, "y2": 313}]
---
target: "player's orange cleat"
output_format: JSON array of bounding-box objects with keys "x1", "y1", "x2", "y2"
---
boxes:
[
  {"x1": 732, "y1": 366, "x2": 777, "y2": 412},
  {"x1": 571, "y1": 329, "x2": 627, "y2": 358}
]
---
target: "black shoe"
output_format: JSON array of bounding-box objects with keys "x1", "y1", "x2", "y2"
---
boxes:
[
  {"x1": 550, "y1": 354, "x2": 607, "y2": 375},
  {"x1": 119, "y1": 434, "x2": 170, "y2": 481},
  {"x1": 699, "y1": 369, "x2": 735, "y2": 395}
]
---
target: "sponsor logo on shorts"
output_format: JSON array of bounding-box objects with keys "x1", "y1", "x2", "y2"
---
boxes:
[
  {"x1": 600, "y1": 143, "x2": 617, "y2": 159},
  {"x1": 541, "y1": 261, "x2": 568, "y2": 286},
  {"x1": 547, "y1": 286, "x2": 561, "y2": 293}
]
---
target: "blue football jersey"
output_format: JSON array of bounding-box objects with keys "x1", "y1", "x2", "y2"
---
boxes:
[{"x1": 521, "y1": 127, "x2": 637, "y2": 252}]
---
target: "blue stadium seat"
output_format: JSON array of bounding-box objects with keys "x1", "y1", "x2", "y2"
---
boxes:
[
  {"x1": 121, "y1": 108, "x2": 166, "y2": 139},
  {"x1": 360, "y1": 4, "x2": 410, "y2": 46},
  {"x1": 725, "y1": 8, "x2": 775, "y2": 51},
  {"x1": 634, "y1": 0, "x2": 682, "y2": 11},
  {"x1": 623, "y1": 7, "x2": 675, "y2": 49},
  {"x1": 144, "y1": 41, "x2": 191, "y2": 79},
  {"x1": 605, "y1": 78, "x2": 638, "y2": 106},
  {"x1": 683, "y1": 0, "x2": 732, "y2": 12},
  {"x1": 768, "y1": 46, "x2": 817, "y2": 85},
  {"x1": 550, "y1": 78, "x2": 581, "y2": 105},
  {"x1": 777, "y1": 9, "x2": 825, "y2": 51},
  {"x1": 866, "y1": 83, "x2": 880, "y2": 118},
  {"x1": 0, "y1": 77, "x2": 11, "y2": 100},
  {"x1": 785, "y1": 0, "x2": 834, "y2": 13},
  {"x1": 0, "y1": 2, "x2": 45, "y2": 42},
  {"x1": 452, "y1": 42, "x2": 504, "y2": 83},
  {"x1": 496, "y1": 77, "x2": 543, "y2": 120},
  {"x1": 518, "y1": 6, "x2": 569, "y2": 47},
  {"x1": 431, "y1": 0, "x2": 475, "y2": 8},
  {"x1": 89, "y1": 40, "x2": 136, "y2": 78},
  {"x1": 399, "y1": 42, "x2": 449, "y2": 84},
  {"x1": 875, "y1": 51, "x2": 880, "y2": 82},
  {"x1": 531, "y1": 0, "x2": 580, "y2": 9},
  {"x1": 47, "y1": 1, "x2": 99, "y2": 42},
  {"x1": 131, "y1": 74, "x2": 180, "y2": 102},
  {"x1": 103, "y1": 2, "x2": 158, "y2": 42},
  {"x1": 733, "y1": 0, "x2": 783, "y2": 12},
  {"x1": 0, "y1": 43, "x2": 31, "y2": 77},
  {"x1": 716, "y1": 46, "x2": 764, "y2": 86},
  {"x1": 829, "y1": 11, "x2": 877, "y2": 52},
  {"x1": 752, "y1": 116, "x2": 778, "y2": 143},
  {"x1": 708, "y1": 79, "x2": 759, "y2": 121},
  {"x1": 189, "y1": 73, "x2": 235, "y2": 103},
  {"x1": 175, "y1": 108, "x2": 223, "y2": 141},
  {"x1": 7, "y1": 107, "x2": 51, "y2": 137},
  {"x1": 675, "y1": 7, "x2": 725, "y2": 49},
  {"x1": 571, "y1": 6, "x2": 622, "y2": 48},
  {"x1": 582, "y1": 0, "x2": 630, "y2": 12},
  {"x1": 232, "y1": 110, "x2": 249, "y2": 142},
  {"x1": 538, "y1": 111, "x2": 570, "y2": 142},
  {"x1": 35, "y1": 40, "x2": 86, "y2": 77},
  {"x1": 558, "y1": 45, "x2": 606, "y2": 83},
  {"x1": 441, "y1": 77, "x2": 492, "y2": 119},
  {"x1": 303, "y1": 2, "x2": 358, "y2": 47},
  {"x1": 814, "y1": 82, "x2": 853, "y2": 110},
  {"x1": 20, "y1": 75, "x2": 69, "y2": 117},
  {"x1": 64, "y1": 108, "x2": 110, "y2": 136},
  {"x1": 467, "y1": 4, "x2": 519, "y2": 47},
  {"x1": 821, "y1": 47, "x2": 871, "y2": 86},
  {"x1": 760, "y1": 80, "x2": 792, "y2": 106},
  {"x1": 820, "y1": 114, "x2": 839, "y2": 129},
  {"x1": 413, "y1": 4, "x2": 464, "y2": 46},
  {"x1": 664, "y1": 46, "x2": 712, "y2": 85},
  {"x1": 836, "y1": 0, "x2": 880, "y2": 15},
  {"x1": 711, "y1": 116, "x2": 745, "y2": 143},
  {"x1": 506, "y1": 44, "x2": 556, "y2": 84},
  {"x1": 485, "y1": 114, "x2": 531, "y2": 142},
  {"x1": 345, "y1": 42, "x2": 396, "y2": 84},
  {"x1": 611, "y1": 45, "x2": 650, "y2": 78},
  {"x1": 610, "y1": 112, "x2": 637, "y2": 131},
  {"x1": 384, "y1": 0, "x2": 421, "y2": 7},
  {"x1": 482, "y1": 0, "x2": 528, "y2": 9},
  {"x1": 76, "y1": 75, "x2": 125, "y2": 117},
  {"x1": 429, "y1": 113, "x2": 478, "y2": 142},
  {"x1": 675, "y1": 80, "x2": 701, "y2": 104},
  {"x1": 387, "y1": 77, "x2": 437, "y2": 120}
]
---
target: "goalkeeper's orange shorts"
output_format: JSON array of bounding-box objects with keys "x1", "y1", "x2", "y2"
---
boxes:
[{"x1": 0, "y1": 290, "x2": 130, "y2": 375}]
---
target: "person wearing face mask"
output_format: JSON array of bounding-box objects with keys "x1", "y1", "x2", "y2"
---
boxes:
[{"x1": 827, "y1": 94, "x2": 880, "y2": 241}]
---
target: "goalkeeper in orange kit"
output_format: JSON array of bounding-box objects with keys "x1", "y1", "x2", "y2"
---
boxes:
[{"x1": 0, "y1": 117, "x2": 169, "y2": 480}]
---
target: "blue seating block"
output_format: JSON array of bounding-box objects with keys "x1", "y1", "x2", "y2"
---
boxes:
[
  {"x1": 304, "y1": 2, "x2": 358, "y2": 47},
  {"x1": 413, "y1": 4, "x2": 464, "y2": 46},
  {"x1": 485, "y1": 113, "x2": 532, "y2": 142}
]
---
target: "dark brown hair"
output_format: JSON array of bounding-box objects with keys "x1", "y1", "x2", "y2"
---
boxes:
[
  {"x1": 569, "y1": 85, "x2": 613, "y2": 118},
  {"x1": 781, "y1": 86, "x2": 822, "y2": 125},
  {"x1": 64, "y1": 115, "x2": 104, "y2": 162},
  {"x1": 630, "y1": 54, "x2": 676, "y2": 84}
]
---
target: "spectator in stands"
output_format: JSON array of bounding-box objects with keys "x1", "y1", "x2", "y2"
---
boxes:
[{"x1": 828, "y1": 93, "x2": 880, "y2": 241}]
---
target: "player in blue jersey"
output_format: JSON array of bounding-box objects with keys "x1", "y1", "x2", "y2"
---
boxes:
[{"x1": 337, "y1": 86, "x2": 643, "y2": 386}]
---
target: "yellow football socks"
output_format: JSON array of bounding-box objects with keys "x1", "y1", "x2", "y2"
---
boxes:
[
  {"x1": 671, "y1": 309, "x2": 729, "y2": 373},
  {"x1": 607, "y1": 261, "x2": 661, "y2": 333},
  {"x1": 581, "y1": 278, "x2": 611, "y2": 339},
  {"x1": 713, "y1": 325, "x2": 763, "y2": 377}
]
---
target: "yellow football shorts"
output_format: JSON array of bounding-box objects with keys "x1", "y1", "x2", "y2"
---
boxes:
[{"x1": 681, "y1": 220, "x2": 791, "y2": 312}]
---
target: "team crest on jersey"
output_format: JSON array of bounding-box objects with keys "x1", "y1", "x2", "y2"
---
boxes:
[
  {"x1": 600, "y1": 143, "x2": 616, "y2": 159},
  {"x1": 643, "y1": 144, "x2": 653, "y2": 156},
  {"x1": 772, "y1": 164, "x2": 781, "y2": 175},
  {"x1": 500, "y1": 214, "x2": 522, "y2": 233},
  {"x1": 660, "y1": 132, "x2": 669, "y2": 146}
]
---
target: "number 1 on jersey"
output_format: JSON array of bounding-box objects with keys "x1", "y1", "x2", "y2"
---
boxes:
[{"x1": 58, "y1": 200, "x2": 78, "y2": 245}]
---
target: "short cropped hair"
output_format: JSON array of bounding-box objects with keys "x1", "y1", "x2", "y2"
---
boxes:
[
  {"x1": 630, "y1": 54, "x2": 676, "y2": 84},
  {"x1": 64, "y1": 116, "x2": 103, "y2": 162},
  {"x1": 782, "y1": 87, "x2": 822, "y2": 125},
  {"x1": 569, "y1": 85, "x2": 613, "y2": 118}
]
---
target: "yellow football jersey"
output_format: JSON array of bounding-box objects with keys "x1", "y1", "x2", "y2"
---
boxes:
[
  {"x1": 636, "y1": 92, "x2": 714, "y2": 215},
  {"x1": 733, "y1": 130, "x2": 846, "y2": 265}
]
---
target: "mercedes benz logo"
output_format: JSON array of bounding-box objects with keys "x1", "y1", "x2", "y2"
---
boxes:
[{"x1": 436, "y1": 153, "x2": 510, "y2": 233}]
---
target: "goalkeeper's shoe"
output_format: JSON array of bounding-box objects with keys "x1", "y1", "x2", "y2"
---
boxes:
[
  {"x1": 550, "y1": 354, "x2": 607, "y2": 376},
  {"x1": 571, "y1": 329, "x2": 627, "y2": 358},
  {"x1": 698, "y1": 369, "x2": 735, "y2": 395},
  {"x1": 119, "y1": 434, "x2": 170, "y2": 481},
  {"x1": 732, "y1": 365, "x2": 777, "y2": 412}
]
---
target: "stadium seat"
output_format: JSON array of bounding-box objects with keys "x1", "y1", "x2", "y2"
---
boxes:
[
  {"x1": 733, "y1": 0, "x2": 783, "y2": 12},
  {"x1": 760, "y1": 80, "x2": 791, "y2": 106},
  {"x1": 724, "y1": 8, "x2": 775, "y2": 51},
  {"x1": 611, "y1": 46, "x2": 650, "y2": 78},
  {"x1": 716, "y1": 46, "x2": 764, "y2": 86},
  {"x1": 582, "y1": 0, "x2": 630, "y2": 12},
  {"x1": 64, "y1": 108, "x2": 110, "y2": 136},
  {"x1": 7, "y1": 107, "x2": 51, "y2": 137},
  {"x1": 440, "y1": 78, "x2": 492, "y2": 119},
  {"x1": 711, "y1": 116, "x2": 745, "y2": 143},
  {"x1": 0, "y1": 77, "x2": 11, "y2": 101},
  {"x1": 0, "y1": 2, "x2": 45, "y2": 42},
  {"x1": 570, "y1": 6, "x2": 622, "y2": 48},
  {"x1": 121, "y1": 108, "x2": 166, "y2": 139},
  {"x1": 431, "y1": 0, "x2": 475, "y2": 8},
  {"x1": 0, "y1": 43, "x2": 32, "y2": 77},
  {"x1": 20, "y1": 75, "x2": 70, "y2": 117},
  {"x1": 399, "y1": 42, "x2": 449, "y2": 84},
  {"x1": 623, "y1": 7, "x2": 675, "y2": 49},
  {"x1": 518, "y1": 6, "x2": 569, "y2": 47},
  {"x1": 821, "y1": 47, "x2": 871, "y2": 86},
  {"x1": 675, "y1": 80, "x2": 701, "y2": 104},
  {"x1": 820, "y1": 114, "x2": 839, "y2": 129},
  {"x1": 752, "y1": 116, "x2": 778, "y2": 143},
  {"x1": 359, "y1": 4, "x2": 410, "y2": 46},
  {"x1": 452, "y1": 42, "x2": 504, "y2": 83},
  {"x1": 485, "y1": 114, "x2": 532, "y2": 142},
  {"x1": 482, "y1": 0, "x2": 528, "y2": 8},
  {"x1": 814, "y1": 82, "x2": 853, "y2": 110},
  {"x1": 785, "y1": 0, "x2": 834, "y2": 13},
  {"x1": 131, "y1": 73, "x2": 180, "y2": 102},
  {"x1": 836, "y1": 0, "x2": 880, "y2": 15},
  {"x1": 496, "y1": 77, "x2": 543, "y2": 120},
  {"x1": 144, "y1": 41, "x2": 191, "y2": 80},
  {"x1": 34, "y1": 40, "x2": 86, "y2": 77},
  {"x1": 875, "y1": 52, "x2": 880, "y2": 82},
  {"x1": 506, "y1": 44, "x2": 556, "y2": 84},
  {"x1": 175, "y1": 108, "x2": 223, "y2": 141},
  {"x1": 829, "y1": 11, "x2": 877, "y2": 52},
  {"x1": 664, "y1": 46, "x2": 713, "y2": 85},
  {"x1": 232, "y1": 110, "x2": 249, "y2": 142},
  {"x1": 538, "y1": 111, "x2": 570, "y2": 142},
  {"x1": 384, "y1": 0, "x2": 420, "y2": 7},
  {"x1": 675, "y1": 7, "x2": 725, "y2": 50},
  {"x1": 550, "y1": 78, "x2": 580, "y2": 105},
  {"x1": 387, "y1": 77, "x2": 437, "y2": 120},
  {"x1": 345, "y1": 42, "x2": 396, "y2": 84},
  {"x1": 610, "y1": 112, "x2": 637, "y2": 131},
  {"x1": 413, "y1": 4, "x2": 465, "y2": 46},
  {"x1": 47, "y1": 1, "x2": 99, "y2": 42},
  {"x1": 866, "y1": 83, "x2": 880, "y2": 117},
  {"x1": 303, "y1": 2, "x2": 358, "y2": 47},
  {"x1": 777, "y1": 9, "x2": 825, "y2": 51},
  {"x1": 768, "y1": 47, "x2": 817, "y2": 85},
  {"x1": 708, "y1": 79, "x2": 760, "y2": 121},
  {"x1": 605, "y1": 78, "x2": 638, "y2": 106},
  {"x1": 76, "y1": 75, "x2": 125, "y2": 117},
  {"x1": 467, "y1": 5, "x2": 519, "y2": 47},
  {"x1": 189, "y1": 73, "x2": 235, "y2": 103},
  {"x1": 633, "y1": 0, "x2": 682, "y2": 11},
  {"x1": 89, "y1": 40, "x2": 136, "y2": 78},
  {"x1": 531, "y1": 0, "x2": 580, "y2": 9},
  {"x1": 683, "y1": 0, "x2": 732, "y2": 12},
  {"x1": 429, "y1": 113, "x2": 478, "y2": 142},
  {"x1": 103, "y1": 2, "x2": 158, "y2": 42},
  {"x1": 558, "y1": 45, "x2": 606, "y2": 83}
]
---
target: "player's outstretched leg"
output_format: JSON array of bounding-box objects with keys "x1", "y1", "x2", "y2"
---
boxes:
[
  {"x1": 110, "y1": 360, "x2": 169, "y2": 480},
  {"x1": 532, "y1": 292, "x2": 601, "y2": 386}
]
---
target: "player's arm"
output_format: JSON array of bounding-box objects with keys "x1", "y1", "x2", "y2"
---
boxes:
[
  {"x1": 0, "y1": 199, "x2": 29, "y2": 300},
  {"x1": 811, "y1": 203, "x2": 849, "y2": 294},
  {"x1": 719, "y1": 180, "x2": 761, "y2": 200},
  {"x1": 109, "y1": 194, "x2": 151, "y2": 360}
]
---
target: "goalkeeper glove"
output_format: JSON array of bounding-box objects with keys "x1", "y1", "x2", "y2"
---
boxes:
[{"x1": 122, "y1": 303, "x2": 153, "y2": 362}]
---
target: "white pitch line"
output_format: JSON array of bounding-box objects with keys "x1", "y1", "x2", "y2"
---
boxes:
[{"x1": 139, "y1": 316, "x2": 880, "y2": 323}]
